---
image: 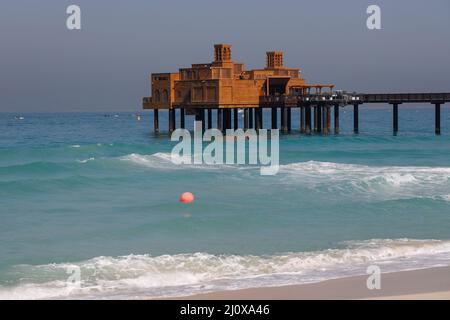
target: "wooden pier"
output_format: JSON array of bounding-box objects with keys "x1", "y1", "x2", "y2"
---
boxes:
[
  {"x1": 142, "y1": 44, "x2": 450, "y2": 136},
  {"x1": 144, "y1": 92, "x2": 450, "y2": 136}
]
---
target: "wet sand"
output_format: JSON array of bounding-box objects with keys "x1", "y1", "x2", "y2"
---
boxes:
[{"x1": 174, "y1": 266, "x2": 450, "y2": 300}]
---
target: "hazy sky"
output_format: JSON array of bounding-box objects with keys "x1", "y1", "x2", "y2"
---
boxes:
[{"x1": 1, "y1": 0, "x2": 449, "y2": 112}]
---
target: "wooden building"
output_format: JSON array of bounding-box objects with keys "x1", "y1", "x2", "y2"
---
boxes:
[{"x1": 142, "y1": 44, "x2": 334, "y2": 133}]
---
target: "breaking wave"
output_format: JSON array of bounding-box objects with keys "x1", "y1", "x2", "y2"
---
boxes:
[
  {"x1": 118, "y1": 153, "x2": 450, "y2": 199},
  {"x1": 278, "y1": 161, "x2": 450, "y2": 200},
  {"x1": 119, "y1": 152, "x2": 242, "y2": 171},
  {"x1": 2, "y1": 239, "x2": 450, "y2": 299}
]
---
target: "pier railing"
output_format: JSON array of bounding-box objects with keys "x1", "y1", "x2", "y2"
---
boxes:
[
  {"x1": 260, "y1": 92, "x2": 450, "y2": 106},
  {"x1": 356, "y1": 93, "x2": 450, "y2": 104}
]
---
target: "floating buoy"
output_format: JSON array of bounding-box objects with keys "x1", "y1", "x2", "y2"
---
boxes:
[{"x1": 180, "y1": 192, "x2": 195, "y2": 203}]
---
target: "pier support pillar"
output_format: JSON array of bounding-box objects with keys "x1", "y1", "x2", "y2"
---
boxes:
[
  {"x1": 255, "y1": 108, "x2": 263, "y2": 130},
  {"x1": 313, "y1": 107, "x2": 318, "y2": 132},
  {"x1": 323, "y1": 106, "x2": 329, "y2": 135},
  {"x1": 287, "y1": 107, "x2": 292, "y2": 132},
  {"x1": 281, "y1": 106, "x2": 288, "y2": 133},
  {"x1": 217, "y1": 109, "x2": 223, "y2": 131},
  {"x1": 435, "y1": 103, "x2": 441, "y2": 135},
  {"x1": 353, "y1": 104, "x2": 359, "y2": 134},
  {"x1": 200, "y1": 109, "x2": 205, "y2": 132},
  {"x1": 180, "y1": 108, "x2": 185, "y2": 129},
  {"x1": 224, "y1": 109, "x2": 232, "y2": 130},
  {"x1": 327, "y1": 106, "x2": 331, "y2": 133},
  {"x1": 195, "y1": 109, "x2": 205, "y2": 132},
  {"x1": 249, "y1": 108, "x2": 254, "y2": 128},
  {"x1": 259, "y1": 108, "x2": 263, "y2": 129},
  {"x1": 305, "y1": 106, "x2": 312, "y2": 135},
  {"x1": 392, "y1": 103, "x2": 399, "y2": 135},
  {"x1": 244, "y1": 108, "x2": 249, "y2": 130},
  {"x1": 300, "y1": 106, "x2": 305, "y2": 133},
  {"x1": 317, "y1": 106, "x2": 322, "y2": 133},
  {"x1": 271, "y1": 108, "x2": 278, "y2": 129},
  {"x1": 168, "y1": 108, "x2": 176, "y2": 134},
  {"x1": 207, "y1": 109, "x2": 212, "y2": 129},
  {"x1": 234, "y1": 108, "x2": 239, "y2": 130},
  {"x1": 334, "y1": 104, "x2": 339, "y2": 134},
  {"x1": 153, "y1": 109, "x2": 159, "y2": 134}
]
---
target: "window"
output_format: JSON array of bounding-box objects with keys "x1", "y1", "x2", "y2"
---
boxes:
[
  {"x1": 162, "y1": 90, "x2": 169, "y2": 102},
  {"x1": 193, "y1": 87, "x2": 203, "y2": 101},
  {"x1": 206, "y1": 87, "x2": 216, "y2": 102},
  {"x1": 154, "y1": 90, "x2": 160, "y2": 103}
]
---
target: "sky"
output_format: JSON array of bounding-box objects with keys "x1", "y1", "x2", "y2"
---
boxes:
[{"x1": 0, "y1": 0, "x2": 449, "y2": 112}]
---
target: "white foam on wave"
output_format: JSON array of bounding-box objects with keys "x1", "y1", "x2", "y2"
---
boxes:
[
  {"x1": 278, "y1": 161, "x2": 450, "y2": 199},
  {"x1": 76, "y1": 157, "x2": 95, "y2": 164},
  {"x1": 120, "y1": 154, "x2": 450, "y2": 199},
  {"x1": 2, "y1": 238, "x2": 450, "y2": 300},
  {"x1": 120, "y1": 152, "x2": 239, "y2": 171}
]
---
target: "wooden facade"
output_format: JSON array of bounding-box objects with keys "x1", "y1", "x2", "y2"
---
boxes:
[{"x1": 143, "y1": 44, "x2": 331, "y2": 111}]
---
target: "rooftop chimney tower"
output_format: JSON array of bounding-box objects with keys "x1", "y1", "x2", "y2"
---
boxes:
[
  {"x1": 214, "y1": 44, "x2": 232, "y2": 63},
  {"x1": 266, "y1": 51, "x2": 284, "y2": 69}
]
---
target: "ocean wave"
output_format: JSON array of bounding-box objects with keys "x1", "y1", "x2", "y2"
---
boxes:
[
  {"x1": 76, "y1": 157, "x2": 95, "y2": 164},
  {"x1": 278, "y1": 161, "x2": 450, "y2": 199},
  {"x1": 119, "y1": 152, "x2": 240, "y2": 171},
  {"x1": 1, "y1": 238, "x2": 450, "y2": 300}
]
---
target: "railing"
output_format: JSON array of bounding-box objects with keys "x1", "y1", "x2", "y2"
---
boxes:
[
  {"x1": 357, "y1": 93, "x2": 450, "y2": 103},
  {"x1": 260, "y1": 92, "x2": 450, "y2": 107},
  {"x1": 260, "y1": 95, "x2": 299, "y2": 105}
]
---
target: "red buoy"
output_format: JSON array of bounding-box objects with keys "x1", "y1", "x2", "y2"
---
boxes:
[{"x1": 180, "y1": 192, "x2": 195, "y2": 203}]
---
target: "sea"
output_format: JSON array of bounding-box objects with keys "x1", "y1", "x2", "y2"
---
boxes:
[{"x1": 1, "y1": 105, "x2": 450, "y2": 299}]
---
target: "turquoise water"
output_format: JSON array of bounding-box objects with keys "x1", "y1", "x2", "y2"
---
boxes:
[{"x1": 2, "y1": 106, "x2": 450, "y2": 299}]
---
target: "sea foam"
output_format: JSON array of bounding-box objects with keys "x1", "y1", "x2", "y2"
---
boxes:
[{"x1": 1, "y1": 238, "x2": 450, "y2": 300}]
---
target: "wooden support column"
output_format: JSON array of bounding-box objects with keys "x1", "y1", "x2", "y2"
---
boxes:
[
  {"x1": 323, "y1": 106, "x2": 329, "y2": 135},
  {"x1": 435, "y1": 103, "x2": 441, "y2": 135},
  {"x1": 217, "y1": 109, "x2": 223, "y2": 131},
  {"x1": 313, "y1": 107, "x2": 318, "y2": 132},
  {"x1": 195, "y1": 109, "x2": 205, "y2": 132},
  {"x1": 207, "y1": 108, "x2": 212, "y2": 129},
  {"x1": 287, "y1": 107, "x2": 292, "y2": 132},
  {"x1": 326, "y1": 106, "x2": 331, "y2": 133},
  {"x1": 244, "y1": 108, "x2": 249, "y2": 130},
  {"x1": 223, "y1": 109, "x2": 231, "y2": 130},
  {"x1": 271, "y1": 108, "x2": 278, "y2": 129},
  {"x1": 300, "y1": 106, "x2": 305, "y2": 133},
  {"x1": 334, "y1": 104, "x2": 339, "y2": 134},
  {"x1": 353, "y1": 104, "x2": 359, "y2": 134},
  {"x1": 180, "y1": 108, "x2": 185, "y2": 129},
  {"x1": 305, "y1": 106, "x2": 312, "y2": 135},
  {"x1": 168, "y1": 108, "x2": 176, "y2": 133},
  {"x1": 153, "y1": 109, "x2": 159, "y2": 134},
  {"x1": 255, "y1": 108, "x2": 262, "y2": 130},
  {"x1": 233, "y1": 108, "x2": 239, "y2": 130},
  {"x1": 249, "y1": 108, "x2": 254, "y2": 128},
  {"x1": 392, "y1": 103, "x2": 399, "y2": 135},
  {"x1": 201, "y1": 109, "x2": 205, "y2": 132},
  {"x1": 281, "y1": 106, "x2": 288, "y2": 133},
  {"x1": 259, "y1": 108, "x2": 263, "y2": 129},
  {"x1": 317, "y1": 106, "x2": 322, "y2": 133}
]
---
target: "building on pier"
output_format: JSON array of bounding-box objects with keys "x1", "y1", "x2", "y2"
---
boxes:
[
  {"x1": 142, "y1": 44, "x2": 450, "y2": 136},
  {"x1": 143, "y1": 44, "x2": 334, "y2": 111}
]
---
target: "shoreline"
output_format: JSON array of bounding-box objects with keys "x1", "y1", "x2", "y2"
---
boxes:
[{"x1": 166, "y1": 265, "x2": 450, "y2": 300}]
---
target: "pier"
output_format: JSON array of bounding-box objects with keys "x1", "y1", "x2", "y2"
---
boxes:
[{"x1": 143, "y1": 44, "x2": 450, "y2": 135}]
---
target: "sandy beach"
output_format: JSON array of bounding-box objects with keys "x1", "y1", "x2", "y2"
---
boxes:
[{"x1": 175, "y1": 266, "x2": 450, "y2": 300}]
